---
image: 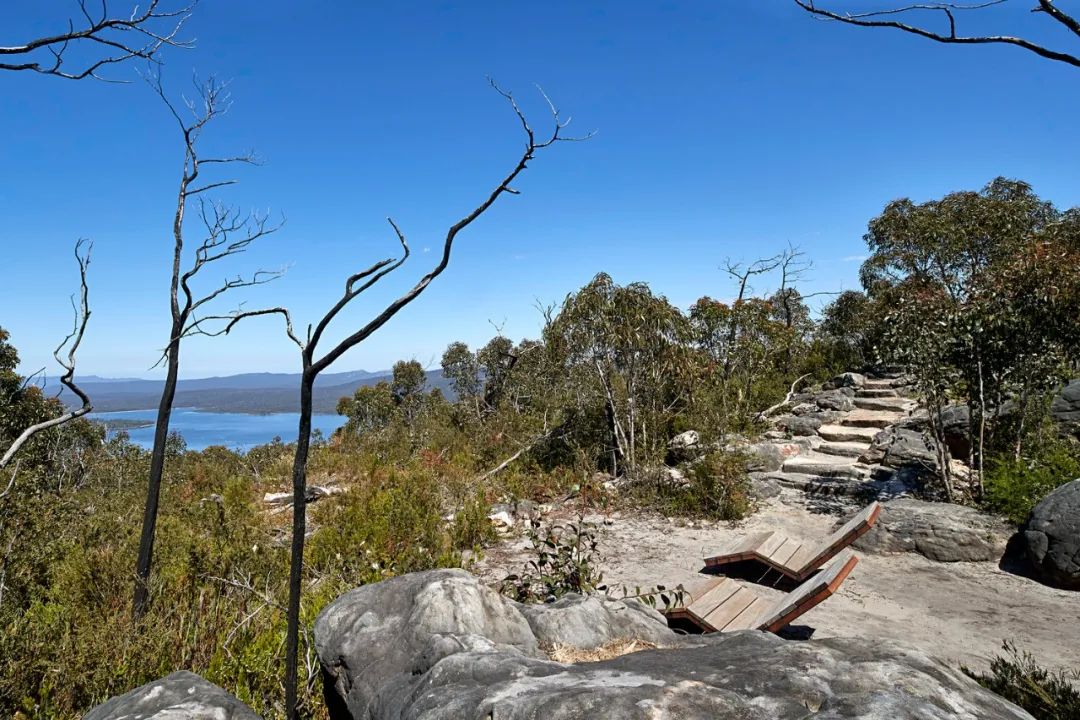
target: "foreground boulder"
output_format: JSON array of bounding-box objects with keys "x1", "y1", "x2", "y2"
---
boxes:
[
  {"x1": 314, "y1": 568, "x2": 1033, "y2": 720},
  {"x1": 1024, "y1": 479, "x2": 1080, "y2": 589},
  {"x1": 851, "y1": 498, "x2": 1010, "y2": 562},
  {"x1": 83, "y1": 671, "x2": 261, "y2": 720}
]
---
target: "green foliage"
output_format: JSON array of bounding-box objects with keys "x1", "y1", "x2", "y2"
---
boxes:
[
  {"x1": 983, "y1": 439, "x2": 1080, "y2": 524},
  {"x1": 645, "y1": 450, "x2": 754, "y2": 521},
  {"x1": 963, "y1": 641, "x2": 1080, "y2": 720},
  {"x1": 500, "y1": 518, "x2": 604, "y2": 603}
]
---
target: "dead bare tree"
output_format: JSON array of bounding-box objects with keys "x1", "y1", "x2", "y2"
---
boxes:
[
  {"x1": 0, "y1": 240, "x2": 93, "y2": 471},
  {"x1": 794, "y1": 1, "x2": 1080, "y2": 69},
  {"x1": 131, "y1": 72, "x2": 284, "y2": 619},
  {"x1": 720, "y1": 253, "x2": 783, "y2": 380},
  {"x1": 0, "y1": 1, "x2": 195, "y2": 81},
  {"x1": 220, "y1": 79, "x2": 586, "y2": 719}
]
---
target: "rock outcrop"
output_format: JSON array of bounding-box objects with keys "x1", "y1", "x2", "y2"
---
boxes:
[
  {"x1": 1024, "y1": 478, "x2": 1080, "y2": 590},
  {"x1": 851, "y1": 498, "x2": 1011, "y2": 562},
  {"x1": 313, "y1": 569, "x2": 1034, "y2": 720},
  {"x1": 83, "y1": 671, "x2": 262, "y2": 720},
  {"x1": 1051, "y1": 379, "x2": 1080, "y2": 436}
]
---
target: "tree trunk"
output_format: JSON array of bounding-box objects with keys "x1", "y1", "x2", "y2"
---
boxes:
[
  {"x1": 285, "y1": 372, "x2": 314, "y2": 720},
  {"x1": 132, "y1": 326, "x2": 181, "y2": 618}
]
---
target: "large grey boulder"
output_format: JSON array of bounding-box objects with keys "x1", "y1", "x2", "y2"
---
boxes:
[
  {"x1": 851, "y1": 498, "x2": 1010, "y2": 562},
  {"x1": 314, "y1": 569, "x2": 1033, "y2": 720},
  {"x1": 666, "y1": 429, "x2": 702, "y2": 463},
  {"x1": 1051, "y1": 380, "x2": 1080, "y2": 435},
  {"x1": 83, "y1": 671, "x2": 261, "y2": 720},
  {"x1": 815, "y1": 388, "x2": 857, "y2": 412},
  {"x1": 777, "y1": 414, "x2": 822, "y2": 436},
  {"x1": 824, "y1": 371, "x2": 866, "y2": 390},
  {"x1": 862, "y1": 427, "x2": 938, "y2": 471},
  {"x1": 1024, "y1": 479, "x2": 1080, "y2": 590}
]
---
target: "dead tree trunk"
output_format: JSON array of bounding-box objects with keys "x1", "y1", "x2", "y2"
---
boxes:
[
  {"x1": 229, "y1": 80, "x2": 584, "y2": 719},
  {"x1": 132, "y1": 73, "x2": 284, "y2": 619}
]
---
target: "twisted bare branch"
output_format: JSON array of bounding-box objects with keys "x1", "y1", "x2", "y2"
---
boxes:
[
  {"x1": 0, "y1": 1, "x2": 196, "y2": 81},
  {"x1": 0, "y1": 240, "x2": 93, "y2": 470},
  {"x1": 794, "y1": 0, "x2": 1080, "y2": 68}
]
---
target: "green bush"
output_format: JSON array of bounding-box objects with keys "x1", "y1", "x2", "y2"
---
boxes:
[
  {"x1": 963, "y1": 641, "x2": 1080, "y2": 720},
  {"x1": 983, "y1": 440, "x2": 1080, "y2": 524},
  {"x1": 634, "y1": 451, "x2": 754, "y2": 521}
]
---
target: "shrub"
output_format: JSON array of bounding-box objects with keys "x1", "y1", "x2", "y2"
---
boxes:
[
  {"x1": 633, "y1": 451, "x2": 754, "y2": 521},
  {"x1": 963, "y1": 641, "x2": 1080, "y2": 720},
  {"x1": 500, "y1": 518, "x2": 603, "y2": 603},
  {"x1": 983, "y1": 440, "x2": 1080, "y2": 524}
]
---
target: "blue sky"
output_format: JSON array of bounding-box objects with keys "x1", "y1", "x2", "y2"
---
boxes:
[{"x1": 2, "y1": 1, "x2": 1078, "y2": 379}]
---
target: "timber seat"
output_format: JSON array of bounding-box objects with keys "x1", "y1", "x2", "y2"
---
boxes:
[
  {"x1": 665, "y1": 552, "x2": 858, "y2": 634},
  {"x1": 703, "y1": 501, "x2": 881, "y2": 582}
]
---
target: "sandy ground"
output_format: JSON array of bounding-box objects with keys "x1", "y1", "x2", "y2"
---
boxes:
[{"x1": 474, "y1": 491, "x2": 1080, "y2": 675}]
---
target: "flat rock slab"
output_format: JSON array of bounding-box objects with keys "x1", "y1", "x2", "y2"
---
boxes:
[
  {"x1": 842, "y1": 410, "x2": 906, "y2": 429},
  {"x1": 1024, "y1": 479, "x2": 1080, "y2": 589},
  {"x1": 849, "y1": 498, "x2": 1011, "y2": 563},
  {"x1": 83, "y1": 671, "x2": 262, "y2": 720},
  {"x1": 313, "y1": 569, "x2": 1033, "y2": 720},
  {"x1": 819, "y1": 424, "x2": 880, "y2": 443}
]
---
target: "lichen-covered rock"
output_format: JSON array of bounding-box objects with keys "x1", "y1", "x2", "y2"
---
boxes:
[
  {"x1": 1024, "y1": 479, "x2": 1080, "y2": 590},
  {"x1": 83, "y1": 671, "x2": 261, "y2": 720},
  {"x1": 850, "y1": 498, "x2": 1010, "y2": 562},
  {"x1": 861, "y1": 426, "x2": 938, "y2": 471},
  {"x1": 314, "y1": 569, "x2": 1034, "y2": 720}
]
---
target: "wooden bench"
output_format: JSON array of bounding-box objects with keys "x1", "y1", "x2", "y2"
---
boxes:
[
  {"x1": 665, "y1": 551, "x2": 858, "y2": 633},
  {"x1": 703, "y1": 501, "x2": 880, "y2": 582}
]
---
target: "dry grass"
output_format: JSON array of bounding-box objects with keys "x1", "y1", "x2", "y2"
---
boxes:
[{"x1": 545, "y1": 638, "x2": 659, "y2": 664}]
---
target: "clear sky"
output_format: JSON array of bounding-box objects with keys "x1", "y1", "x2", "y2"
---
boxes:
[{"x1": 2, "y1": 1, "x2": 1078, "y2": 379}]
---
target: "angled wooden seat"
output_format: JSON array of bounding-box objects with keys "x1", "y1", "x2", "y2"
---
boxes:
[
  {"x1": 703, "y1": 501, "x2": 880, "y2": 582},
  {"x1": 665, "y1": 552, "x2": 858, "y2": 634}
]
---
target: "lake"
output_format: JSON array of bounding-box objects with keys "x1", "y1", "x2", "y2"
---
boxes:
[{"x1": 91, "y1": 408, "x2": 347, "y2": 452}]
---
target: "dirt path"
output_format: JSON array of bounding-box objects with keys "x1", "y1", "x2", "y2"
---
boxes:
[{"x1": 474, "y1": 491, "x2": 1080, "y2": 675}]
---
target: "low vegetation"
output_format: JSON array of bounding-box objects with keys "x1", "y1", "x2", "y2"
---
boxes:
[{"x1": 964, "y1": 641, "x2": 1080, "y2": 720}]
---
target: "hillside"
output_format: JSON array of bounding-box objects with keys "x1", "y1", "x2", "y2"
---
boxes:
[{"x1": 57, "y1": 368, "x2": 450, "y2": 414}]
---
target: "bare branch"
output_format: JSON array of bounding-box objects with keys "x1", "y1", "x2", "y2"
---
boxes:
[
  {"x1": 0, "y1": 1, "x2": 196, "y2": 81},
  {"x1": 794, "y1": 0, "x2": 1080, "y2": 68},
  {"x1": 310, "y1": 82, "x2": 588, "y2": 376},
  {"x1": 0, "y1": 240, "x2": 93, "y2": 470},
  {"x1": 755, "y1": 373, "x2": 812, "y2": 422}
]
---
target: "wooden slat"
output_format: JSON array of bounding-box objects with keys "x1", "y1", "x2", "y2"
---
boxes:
[
  {"x1": 804, "y1": 502, "x2": 881, "y2": 570},
  {"x1": 785, "y1": 544, "x2": 816, "y2": 574},
  {"x1": 722, "y1": 596, "x2": 773, "y2": 632},
  {"x1": 703, "y1": 586, "x2": 757, "y2": 631},
  {"x1": 759, "y1": 552, "x2": 858, "y2": 632},
  {"x1": 768, "y1": 539, "x2": 803, "y2": 568},
  {"x1": 753, "y1": 532, "x2": 787, "y2": 562},
  {"x1": 704, "y1": 531, "x2": 773, "y2": 567},
  {"x1": 685, "y1": 577, "x2": 741, "y2": 621}
]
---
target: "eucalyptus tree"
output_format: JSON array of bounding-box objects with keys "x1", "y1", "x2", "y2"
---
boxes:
[
  {"x1": 546, "y1": 273, "x2": 692, "y2": 474},
  {"x1": 131, "y1": 74, "x2": 283, "y2": 618},
  {"x1": 864, "y1": 178, "x2": 1080, "y2": 496},
  {"x1": 222, "y1": 80, "x2": 585, "y2": 719}
]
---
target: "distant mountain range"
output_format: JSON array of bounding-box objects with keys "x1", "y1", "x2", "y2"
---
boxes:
[{"x1": 58, "y1": 368, "x2": 450, "y2": 415}]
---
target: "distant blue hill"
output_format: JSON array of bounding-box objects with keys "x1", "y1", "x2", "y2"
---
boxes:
[{"x1": 59, "y1": 368, "x2": 450, "y2": 415}]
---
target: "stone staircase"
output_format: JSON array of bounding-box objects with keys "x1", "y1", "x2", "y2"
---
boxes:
[{"x1": 759, "y1": 374, "x2": 919, "y2": 499}]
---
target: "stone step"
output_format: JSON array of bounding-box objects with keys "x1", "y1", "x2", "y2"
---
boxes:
[
  {"x1": 763, "y1": 472, "x2": 878, "y2": 498},
  {"x1": 781, "y1": 453, "x2": 871, "y2": 479},
  {"x1": 840, "y1": 410, "x2": 903, "y2": 429},
  {"x1": 863, "y1": 378, "x2": 901, "y2": 389},
  {"x1": 856, "y1": 388, "x2": 898, "y2": 398},
  {"x1": 853, "y1": 397, "x2": 915, "y2": 412},
  {"x1": 817, "y1": 441, "x2": 871, "y2": 458},
  {"x1": 818, "y1": 424, "x2": 880, "y2": 443}
]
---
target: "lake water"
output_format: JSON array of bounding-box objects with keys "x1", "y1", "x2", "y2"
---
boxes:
[{"x1": 91, "y1": 408, "x2": 347, "y2": 452}]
